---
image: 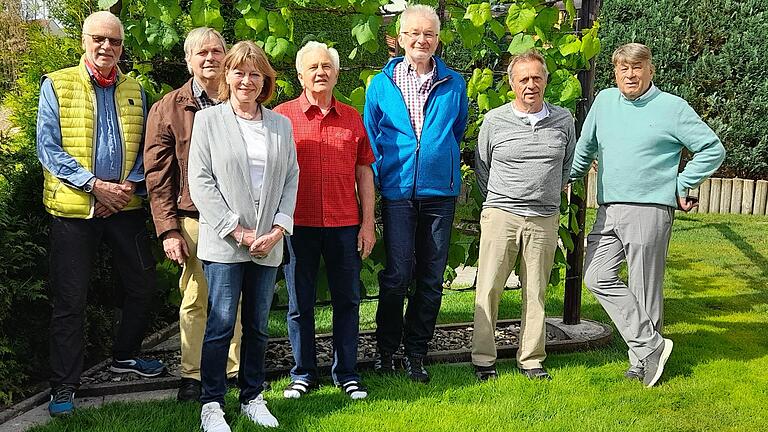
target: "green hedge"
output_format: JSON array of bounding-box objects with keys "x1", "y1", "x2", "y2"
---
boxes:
[{"x1": 596, "y1": 0, "x2": 768, "y2": 179}]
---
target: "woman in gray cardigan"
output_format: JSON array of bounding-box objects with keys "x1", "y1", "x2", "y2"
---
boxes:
[{"x1": 188, "y1": 41, "x2": 298, "y2": 432}]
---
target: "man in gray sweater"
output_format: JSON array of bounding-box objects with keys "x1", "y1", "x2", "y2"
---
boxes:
[{"x1": 472, "y1": 50, "x2": 575, "y2": 381}]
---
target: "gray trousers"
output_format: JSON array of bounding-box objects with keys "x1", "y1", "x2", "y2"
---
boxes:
[{"x1": 583, "y1": 204, "x2": 674, "y2": 366}]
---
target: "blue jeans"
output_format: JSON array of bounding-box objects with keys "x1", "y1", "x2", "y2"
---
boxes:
[
  {"x1": 285, "y1": 226, "x2": 361, "y2": 384},
  {"x1": 200, "y1": 261, "x2": 277, "y2": 406},
  {"x1": 376, "y1": 197, "x2": 456, "y2": 357}
]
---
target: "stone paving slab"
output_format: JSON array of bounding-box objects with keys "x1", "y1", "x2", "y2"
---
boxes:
[{"x1": 0, "y1": 389, "x2": 176, "y2": 432}]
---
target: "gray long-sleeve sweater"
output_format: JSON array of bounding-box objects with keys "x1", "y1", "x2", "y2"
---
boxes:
[{"x1": 475, "y1": 102, "x2": 576, "y2": 217}]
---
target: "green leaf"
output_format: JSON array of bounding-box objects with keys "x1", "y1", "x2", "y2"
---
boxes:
[
  {"x1": 581, "y1": 23, "x2": 601, "y2": 62},
  {"x1": 347, "y1": 47, "x2": 358, "y2": 60},
  {"x1": 190, "y1": 0, "x2": 225, "y2": 30},
  {"x1": 354, "y1": 0, "x2": 381, "y2": 15},
  {"x1": 454, "y1": 19, "x2": 482, "y2": 49},
  {"x1": 98, "y1": 0, "x2": 118, "y2": 9},
  {"x1": 275, "y1": 79, "x2": 295, "y2": 97},
  {"x1": 506, "y1": 3, "x2": 537, "y2": 34},
  {"x1": 559, "y1": 225, "x2": 575, "y2": 252},
  {"x1": 359, "y1": 69, "x2": 380, "y2": 88},
  {"x1": 565, "y1": 0, "x2": 577, "y2": 22},
  {"x1": 235, "y1": 0, "x2": 259, "y2": 15},
  {"x1": 439, "y1": 27, "x2": 455, "y2": 45},
  {"x1": 351, "y1": 14, "x2": 382, "y2": 46},
  {"x1": 477, "y1": 93, "x2": 490, "y2": 112},
  {"x1": 268, "y1": 11, "x2": 289, "y2": 37},
  {"x1": 486, "y1": 89, "x2": 505, "y2": 109},
  {"x1": 464, "y1": 2, "x2": 491, "y2": 27},
  {"x1": 244, "y1": 8, "x2": 268, "y2": 33},
  {"x1": 147, "y1": 0, "x2": 182, "y2": 25},
  {"x1": 489, "y1": 19, "x2": 506, "y2": 39},
  {"x1": 145, "y1": 19, "x2": 179, "y2": 51},
  {"x1": 533, "y1": 6, "x2": 559, "y2": 41},
  {"x1": 349, "y1": 86, "x2": 366, "y2": 113},
  {"x1": 559, "y1": 74, "x2": 582, "y2": 103},
  {"x1": 234, "y1": 18, "x2": 253, "y2": 40},
  {"x1": 558, "y1": 34, "x2": 581, "y2": 56},
  {"x1": 507, "y1": 33, "x2": 536, "y2": 54}
]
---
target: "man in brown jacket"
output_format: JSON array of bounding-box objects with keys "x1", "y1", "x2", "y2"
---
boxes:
[{"x1": 144, "y1": 28, "x2": 241, "y2": 402}]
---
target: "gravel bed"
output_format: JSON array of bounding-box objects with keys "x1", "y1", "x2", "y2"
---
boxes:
[{"x1": 82, "y1": 323, "x2": 560, "y2": 385}]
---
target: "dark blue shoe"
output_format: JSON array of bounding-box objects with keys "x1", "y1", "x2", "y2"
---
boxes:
[
  {"x1": 110, "y1": 357, "x2": 166, "y2": 377},
  {"x1": 48, "y1": 385, "x2": 75, "y2": 417}
]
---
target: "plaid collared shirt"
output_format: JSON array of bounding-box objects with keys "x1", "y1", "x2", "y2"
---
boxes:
[
  {"x1": 191, "y1": 79, "x2": 218, "y2": 110},
  {"x1": 393, "y1": 57, "x2": 436, "y2": 140}
]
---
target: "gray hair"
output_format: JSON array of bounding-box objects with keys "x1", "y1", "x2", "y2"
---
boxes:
[
  {"x1": 507, "y1": 50, "x2": 549, "y2": 81},
  {"x1": 612, "y1": 43, "x2": 654, "y2": 69},
  {"x1": 400, "y1": 4, "x2": 441, "y2": 33},
  {"x1": 295, "y1": 41, "x2": 340, "y2": 74},
  {"x1": 82, "y1": 11, "x2": 124, "y2": 39},
  {"x1": 184, "y1": 27, "x2": 227, "y2": 74}
]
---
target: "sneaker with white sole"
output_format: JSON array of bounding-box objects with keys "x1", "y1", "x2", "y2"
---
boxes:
[
  {"x1": 339, "y1": 380, "x2": 368, "y2": 400},
  {"x1": 241, "y1": 394, "x2": 279, "y2": 428},
  {"x1": 110, "y1": 357, "x2": 166, "y2": 377},
  {"x1": 200, "y1": 402, "x2": 231, "y2": 432},
  {"x1": 643, "y1": 338, "x2": 674, "y2": 388}
]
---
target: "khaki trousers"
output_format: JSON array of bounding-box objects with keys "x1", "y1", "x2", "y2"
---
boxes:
[
  {"x1": 472, "y1": 207, "x2": 559, "y2": 369},
  {"x1": 179, "y1": 217, "x2": 241, "y2": 380}
]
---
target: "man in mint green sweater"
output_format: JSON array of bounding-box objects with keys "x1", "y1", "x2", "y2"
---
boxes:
[{"x1": 570, "y1": 43, "x2": 725, "y2": 388}]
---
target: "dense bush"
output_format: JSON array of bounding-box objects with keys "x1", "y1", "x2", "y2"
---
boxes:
[{"x1": 596, "y1": 0, "x2": 768, "y2": 179}]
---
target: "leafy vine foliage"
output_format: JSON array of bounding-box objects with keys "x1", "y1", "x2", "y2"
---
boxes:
[{"x1": 102, "y1": 0, "x2": 599, "y2": 290}]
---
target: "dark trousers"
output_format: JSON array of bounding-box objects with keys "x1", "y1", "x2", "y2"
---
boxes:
[
  {"x1": 48, "y1": 210, "x2": 157, "y2": 387},
  {"x1": 376, "y1": 197, "x2": 455, "y2": 357},
  {"x1": 285, "y1": 226, "x2": 362, "y2": 384},
  {"x1": 200, "y1": 261, "x2": 277, "y2": 406}
]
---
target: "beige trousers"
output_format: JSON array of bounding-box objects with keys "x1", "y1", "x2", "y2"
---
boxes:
[
  {"x1": 472, "y1": 207, "x2": 559, "y2": 369},
  {"x1": 179, "y1": 217, "x2": 241, "y2": 380}
]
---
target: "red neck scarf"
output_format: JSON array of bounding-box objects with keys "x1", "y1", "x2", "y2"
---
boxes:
[{"x1": 84, "y1": 58, "x2": 118, "y2": 88}]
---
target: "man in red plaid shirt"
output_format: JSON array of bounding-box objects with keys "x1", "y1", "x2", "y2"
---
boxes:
[{"x1": 274, "y1": 41, "x2": 376, "y2": 400}]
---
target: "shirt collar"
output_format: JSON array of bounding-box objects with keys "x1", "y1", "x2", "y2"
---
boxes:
[
  {"x1": 191, "y1": 78, "x2": 207, "y2": 99},
  {"x1": 621, "y1": 83, "x2": 658, "y2": 102},
  {"x1": 299, "y1": 90, "x2": 338, "y2": 115},
  {"x1": 403, "y1": 56, "x2": 436, "y2": 78}
]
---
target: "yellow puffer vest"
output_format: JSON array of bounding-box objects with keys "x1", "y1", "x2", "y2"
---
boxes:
[{"x1": 42, "y1": 57, "x2": 145, "y2": 218}]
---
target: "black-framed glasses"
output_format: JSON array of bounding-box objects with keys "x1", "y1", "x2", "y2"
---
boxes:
[{"x1": 84, "y1": 33, "x2": 123, "y2": 47}]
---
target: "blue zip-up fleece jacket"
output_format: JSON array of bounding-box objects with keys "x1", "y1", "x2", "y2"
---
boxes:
[{"x1": 363, "y1": 56, "x2": 469, "y2": 200}]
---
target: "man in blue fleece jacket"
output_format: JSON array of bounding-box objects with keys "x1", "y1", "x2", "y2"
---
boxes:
[
  {"x1": 363, "y1": 4, "x2": 468, "y2": 383},
  {"x1": 570, "y1": 43, "x2": 725, "y2": 388}
]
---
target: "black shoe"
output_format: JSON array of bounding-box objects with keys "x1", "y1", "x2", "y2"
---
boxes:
[
  {"x1": 474, "y1": 364, "x2": 498, "y2": 381},
  {"x1": 403, "y1": 355, "x2": 429, "y2": 383},
  {"x1": 520, "y1": 367, "x2": 552, "y2": 381},
  {"x1": 177, "y1": 378, "x2": 201, "y2": 402},
  {"x1": 374, "y1": 352, "x2": 396, "y2": 374}
]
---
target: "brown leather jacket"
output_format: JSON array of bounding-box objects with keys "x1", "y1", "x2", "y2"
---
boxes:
[{"x1": 144, "y1": 78, "x2": 201, "y2": 238}]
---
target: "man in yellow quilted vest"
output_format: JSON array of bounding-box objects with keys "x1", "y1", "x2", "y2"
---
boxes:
[{"x1": 35, "y1": 11, "x2": 165, "y2": 417}]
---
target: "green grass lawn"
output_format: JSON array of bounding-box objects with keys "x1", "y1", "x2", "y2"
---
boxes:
[{"x1": 30, "y1": 211, "x2": 768, "y2": 432}]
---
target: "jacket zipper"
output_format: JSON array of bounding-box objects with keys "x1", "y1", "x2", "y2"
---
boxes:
[{"x1": 384, "y1": 67, "x2": 451, "y2": 199}]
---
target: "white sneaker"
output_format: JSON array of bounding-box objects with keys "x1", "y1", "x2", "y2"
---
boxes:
[
  {"x1": 200, "y1": 402, "x2": 231, "y2": 432},
  {"x1": 241, "y1": 394, "x2": 279, "y2": 428}
]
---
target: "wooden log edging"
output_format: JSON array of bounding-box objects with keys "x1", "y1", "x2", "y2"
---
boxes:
[{"x1": 583, "y1": 177, "x2": 768, "y2": 216}]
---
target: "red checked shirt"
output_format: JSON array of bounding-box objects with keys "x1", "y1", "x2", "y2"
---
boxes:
[
  {"x1": 393, "y1": 57, "x2": 436, "y2": 140},
  {"x1": 274, "y1": 92, "x2": 375, "y2": 227}
]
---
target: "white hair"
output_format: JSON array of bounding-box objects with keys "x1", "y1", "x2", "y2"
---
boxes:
[
  {"x1": 295, "y1": 41, "x2": 340, "y2": 74},
  {"x1": 184, "y1": 27, "x2": 227, "y2": 74},
  {"x1": 400, "y1": 4, "x2": 441, "y2": 33},
  {"x1": 82, "y1": 11, "x2": 124, "y2": 39}
]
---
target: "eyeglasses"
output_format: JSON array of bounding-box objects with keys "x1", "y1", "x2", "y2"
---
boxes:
[
  {"x1": 400, "y1": 31, "x2": 437, "y2": 41},
  {"x1": 85, "y1": 33, "x2": 123, "y2": 47}
]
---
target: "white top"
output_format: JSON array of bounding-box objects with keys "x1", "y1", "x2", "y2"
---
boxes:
[
  {"x1": 236, "y1": 117, "x2": 267, "y2": 201},
  {"x1": 512, "y1": 103, "x2": 550, "y2": 129}
]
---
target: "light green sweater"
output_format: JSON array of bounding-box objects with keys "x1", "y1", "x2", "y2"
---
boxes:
[{"x1": 570, "y1": 86, "x2": 725, "y2": 207}]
